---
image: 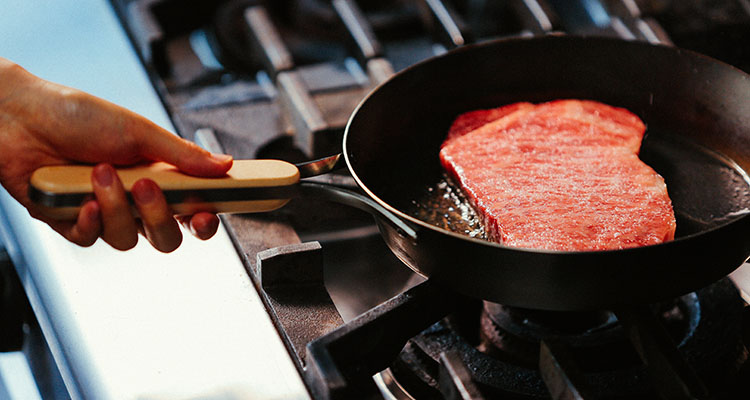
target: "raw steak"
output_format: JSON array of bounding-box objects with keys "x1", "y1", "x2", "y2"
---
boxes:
[{"x1": 439, "y1": 99, "x2": 676, "y2": 251}]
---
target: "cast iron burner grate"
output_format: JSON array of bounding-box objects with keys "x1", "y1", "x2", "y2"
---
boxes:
[
  {"x1": 301, "y1": 277, "x2": 748, "y2": 400},
  {"x1": 385, "y1": 279, "x2": 747, "y2": 399}
]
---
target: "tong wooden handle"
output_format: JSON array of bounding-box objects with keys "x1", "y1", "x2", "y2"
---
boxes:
[{"x1": 30, "y1": 160, "x2": 300, "y2": 220}]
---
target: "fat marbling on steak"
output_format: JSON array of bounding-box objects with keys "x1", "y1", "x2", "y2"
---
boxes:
[{"x1": 439, "y1": 99, "x2": 676, "y2": 251}]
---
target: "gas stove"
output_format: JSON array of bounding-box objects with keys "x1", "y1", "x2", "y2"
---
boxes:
[
  {"x1": 104, "y1": 1, "x2": 750, "y2": 398},
  {"x1": 1, "y1": 0, "x2": 749, "y2": 399}
]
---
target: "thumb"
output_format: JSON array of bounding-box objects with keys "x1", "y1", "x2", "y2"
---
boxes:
[
  {"x1": 133, "y1": 120, "x2": 233, "y2": 177},
  {"x1": 167, "y1": 140, "x2": 233, "y2": 177}
]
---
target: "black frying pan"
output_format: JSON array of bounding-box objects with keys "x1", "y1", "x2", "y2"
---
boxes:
[
  {"x1": 31, "y1": 36, "x2": 750, "y2": 311},
  {"x1": 342, "y1": 35, "x2": 750, "y2": 310}
]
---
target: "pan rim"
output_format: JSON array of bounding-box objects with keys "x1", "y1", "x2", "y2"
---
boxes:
[{"x1": 342, "y1": 34, "x2": 750, "y2": 256}]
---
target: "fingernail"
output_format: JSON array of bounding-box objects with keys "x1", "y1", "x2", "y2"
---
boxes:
[
  {"x1": 93, "y1": 164, "x2": 114, "y2": 186},
  {"x1": 210, "y1": 153, "x2": 233, "y2": 163},
  {"x1": 194, "y1": 217, "x2": 219, "y2": 240},
  {"x1": 132, "y1": 179, "x2": 158, "y2": 204}
]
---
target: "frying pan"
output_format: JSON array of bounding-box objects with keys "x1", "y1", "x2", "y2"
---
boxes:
[{"x1": 30, "y1": 36, "x2": 750, "y2": 311}]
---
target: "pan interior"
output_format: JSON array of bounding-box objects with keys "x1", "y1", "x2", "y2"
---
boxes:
[
  {"x1": 640, "y1": 131, "x2": 750, "y2": 237},
  {"x1": 402, "y1": 130, "x2": 750, "y2": 243},
  {"x1": 346, "y1": 36, "x2": 750, "y2": 247}
]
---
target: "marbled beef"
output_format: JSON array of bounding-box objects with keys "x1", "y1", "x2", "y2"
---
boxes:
[{"x1": 439, "y1": 99, "x2": 676, "y2": 251}]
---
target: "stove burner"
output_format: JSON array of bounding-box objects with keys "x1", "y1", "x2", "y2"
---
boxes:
[
  {"x1": 478, "y1": 304, "x2": 634, "y2": 371},
  {"x1": 386, "y1": 279, "x2": 748, "y2": 399},
  {"x1": 477, "y1": 296, "x2": 702, "y2": 372}
]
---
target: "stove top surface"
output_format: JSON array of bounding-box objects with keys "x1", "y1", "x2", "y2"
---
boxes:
[{"x1": 106, "y1": 0, "x2": 750, "y2": 398}]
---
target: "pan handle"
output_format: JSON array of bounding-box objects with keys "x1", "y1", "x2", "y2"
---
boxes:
[
  {"x1": 298, "y1": 182, "x2": 418, "y2": 241},
  {"x1": 28, "y1": 159, "x2": 301, "y2": 220},
  {"x1": 29, "y1": 159, "x2": 418, "y2": 241}
]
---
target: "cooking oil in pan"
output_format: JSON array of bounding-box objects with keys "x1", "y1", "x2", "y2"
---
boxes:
[
  {"x1": 407, "y1": 132, "x2": 750, "y2": 243},
  {"x1": 407, "y1": 174, "x2": 487, "y2": 240}
]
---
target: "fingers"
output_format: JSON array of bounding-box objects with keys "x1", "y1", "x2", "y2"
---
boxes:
[
  {"x1": 92, "y1": 164, "x2": 139, "y2": 250},
  {"x1": 91, "y1": 166, "x2": 185, "y2": 252},
  {"x1": 180, "y1": 212, "x2": 220, "y2": 241},
  {"x1": 19, "y1": 75, "x2": 232, "y2": 178},
  {"x1": 53, "y1": 163, "x2": 214, "y2": 252},
  {"x1": 131, "y1": 178, "x2": 182, "y2": 253},
  {"x1": 44, "y1": 200, "x2": 102, "y2": 247},
  {"x1": 66, "y1": 201, "x2": 102, "y2": 247}
]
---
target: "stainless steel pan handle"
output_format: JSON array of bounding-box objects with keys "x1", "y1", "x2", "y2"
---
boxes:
[{"x1": 298, "y1": 182, "x2": 417, "y2": 240}]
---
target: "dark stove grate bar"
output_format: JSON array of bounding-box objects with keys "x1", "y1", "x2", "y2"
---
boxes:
[
  {"x1": 304, "y1": 279, "x2": 465, "y2": 400},
  {"x1": 513, "y1": 0, "x2": 559, "y2": 33},
  {"x1": 122, "y1": 0, "x2": 169, "y2": 75},
  {"x1": 243, "y1": 6, "x2": 294, "y2": 77},
  {"x1": 539, "y1": 338, "x2": 593, "y2": 399},
  {"x1": 332, "y1": 0, "x2": 394, "y2": 85},
  {"x1": 616, "y1": 307, "x2": 711, "y2": 399},
  {"x1": 420, "y1": 0, "x2": 472, "y2": 49},
  {"x1": 332, "y1": 1, "x2": 381, "y2": 66},
  {"x1": 243, "y1": 5, "x2": 339, "y2": 157},
  {"x1": 255, "y1": 242, "x2": 344, "y2": 370},
  {"x1": 439, "y1": 351, "x2": 487, "y2": 400}
]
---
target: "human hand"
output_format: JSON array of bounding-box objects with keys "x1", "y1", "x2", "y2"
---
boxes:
[{"x1": 0, "y1": 58, "x2": 233, "y2": 252}]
